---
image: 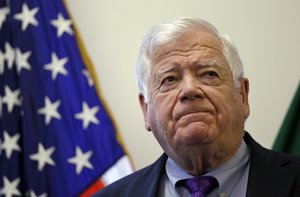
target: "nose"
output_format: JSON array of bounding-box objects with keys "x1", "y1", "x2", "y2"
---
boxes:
[{"x1": 179, "y1": 75, "x2": 205, "y2": 101}]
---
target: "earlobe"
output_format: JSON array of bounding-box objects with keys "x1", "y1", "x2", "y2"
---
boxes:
[
  {"x1": 138, "y1": 94, "x2": 151, "y2": 131},
  {"x1": 240, "y1": 78, "x2": 250, "y2": 119}
]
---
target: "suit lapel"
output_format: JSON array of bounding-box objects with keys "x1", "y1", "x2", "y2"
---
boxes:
[
  {"x1": 245, "y1": 133, "x2": 296, "y2": 197},
  {"x1": 133, "y1": 154, "x2": 168, "y2": 197}
]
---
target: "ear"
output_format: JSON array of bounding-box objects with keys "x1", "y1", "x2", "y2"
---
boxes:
[
  {"x1": 138, "y1": 94, "x2": 151, "y2": 131},
  {"x1": 239, "y1": 78, "x2": 250, "y2": 119}
]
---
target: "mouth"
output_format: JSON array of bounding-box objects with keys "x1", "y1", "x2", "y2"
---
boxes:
[
  {"x1": 175, "y1": 110, "x2": 212, "y2": 122},
  {"x1": 174, "y1": 111, "x2": 213, "y2": 128},
  {"x1": 174, "y1": 111, "x2": 213, "y2": 132}
]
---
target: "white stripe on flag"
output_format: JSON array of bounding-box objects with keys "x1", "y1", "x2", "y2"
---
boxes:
[{"x1": 101, "y1": 155, "x2": 134, "y2": 185}]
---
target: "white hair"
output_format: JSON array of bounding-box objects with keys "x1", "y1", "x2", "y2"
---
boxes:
[{"x1": 136, "y1": 17, "x2": 244, "y2": 102}]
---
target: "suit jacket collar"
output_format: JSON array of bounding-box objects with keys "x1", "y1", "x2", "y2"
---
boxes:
[
  {"x1": 244, "y1": 132, "x2": 296, "y2": 197},
  {"x1": 135, "y1": 154, "x2": 168, "y2": 197}
]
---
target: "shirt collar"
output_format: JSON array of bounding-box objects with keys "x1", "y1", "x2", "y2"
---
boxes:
[{"x1": 165, "y1": 139, "x2": 250, "y2": 194}]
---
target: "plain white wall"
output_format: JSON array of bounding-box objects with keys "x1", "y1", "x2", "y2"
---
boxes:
[{"x1": 67, "y1": 0, "x2": 300, "y2": 169}]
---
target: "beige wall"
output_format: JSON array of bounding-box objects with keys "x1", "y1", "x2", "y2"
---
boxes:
[{"x1": 67, "y1": 0, "x2": 300, "y2": 169}]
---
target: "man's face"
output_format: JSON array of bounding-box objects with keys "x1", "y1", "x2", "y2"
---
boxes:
[{"x1": 139, "y1": 30, "x2": 250, "y2": 165}]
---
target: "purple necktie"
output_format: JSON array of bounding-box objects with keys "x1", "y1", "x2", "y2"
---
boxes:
[{"x1": 181, "y1": 176, "x2": 219, "y2": 197}]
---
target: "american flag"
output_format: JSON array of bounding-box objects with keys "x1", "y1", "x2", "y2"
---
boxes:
[{"x1": 0, "y1": 0, "x2": 133, "y2": 196}]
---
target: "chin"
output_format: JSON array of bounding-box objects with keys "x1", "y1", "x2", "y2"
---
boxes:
[{"x1": 177, "y1": 128, "x2": 216, "y2": 145}]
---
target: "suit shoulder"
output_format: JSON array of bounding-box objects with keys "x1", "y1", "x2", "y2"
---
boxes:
[
  {"x1": 245, "y1": 132, "x2": 300, "y2": 173},
  {"x1": 269, "y1": 150, "x2": 300, "y2": 172},
  {"x1": 93, "y1": 154, "x2": 167, "y2": 197},
  {"x1": 93, "y1": 169, "x2": 146, "y2": 196}
]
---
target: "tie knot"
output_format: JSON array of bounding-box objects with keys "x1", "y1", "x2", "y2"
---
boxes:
[{"x1": 181, "y1": 176, "x2": 219, "y2": 197}]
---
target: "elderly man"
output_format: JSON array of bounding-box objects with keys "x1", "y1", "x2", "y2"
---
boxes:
[{"x1": 94, "y1": 17, "x2": 300, "y2": 197}]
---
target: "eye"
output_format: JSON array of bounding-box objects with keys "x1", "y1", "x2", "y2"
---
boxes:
[
  {"x1": 158, "y1": 74, "x2": 178, "y2": 92},
  {"x1": 205, "y1": 71, "x2": 219, "y2": 78},
  {"x1": 199, "y1": 70, "x2": 222, "y2": 86},
  {"x1": 162, "y1": 75, "x2": 176, "y2": 84}
]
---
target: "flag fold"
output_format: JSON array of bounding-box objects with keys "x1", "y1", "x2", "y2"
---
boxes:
[{"x1": 273, "y1": 83, "x2": 300, "y2": 155}]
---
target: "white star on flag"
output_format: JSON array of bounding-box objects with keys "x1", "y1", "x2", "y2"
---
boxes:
[
  {"x1": 0, "y1": 176, "x2": 21, "y2": 197},
  {"x1": 0, "y1": 6, "x2": 9, "y2": 29},
  {"x1": 14, "y1": 3, "x2": 39, "y2": 31},
  {"x1": 29, "y1": 190, "x2": 47, "y2": 197},
  {"x1": 29, "y1": 143, "x2": 55, "y2": 171},
  {"x1": 50, "y1": 13, "x2": 73, "y2": 37},
  {"x1": 44, "y1": 52, "x2": 68, "y2": 80},
  {"x1": 68, "y1": 146, "x2": 93, "y2": 174},
  {"x1": 2, "y1": 85, "x2": 21, "y2": 113},
  {"x1": 1, "y1": 131, "x2": 21, "y2": 159},
  {"x1": 75, "y1": 101, "x2": 100, "y2": 129},
  {"x1": 15, "y1": 48, "x2": 31, "y2": 73},
  {"x1": 4, "y1": 42, "x2": 15, "y2": 70},
  {"x1": 37, "y1": 96, "x2": 61, "y2": 125},
  {"x1": 0, "y1": 50, "x2": 4, "y2": 75},
  {"x1": 82, "y1": 69, "x2": 94, "y2": 87}
]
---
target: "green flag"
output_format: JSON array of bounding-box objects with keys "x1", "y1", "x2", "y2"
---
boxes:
[{"x1": 273, "y1": 83, "x2": 300, "y2": 155}]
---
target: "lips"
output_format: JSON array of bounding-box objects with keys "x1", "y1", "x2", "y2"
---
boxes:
[
  {"x1": 173, "y1": 111, "x2": 214, "y2": 132},
  {"x1": 174, "y1": 107, "x2": 214, "y2": 122}
]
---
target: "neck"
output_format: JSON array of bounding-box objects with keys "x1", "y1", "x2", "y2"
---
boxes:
[{"x1": 170, "y1": 138, "x2": 242, "y2": 176}]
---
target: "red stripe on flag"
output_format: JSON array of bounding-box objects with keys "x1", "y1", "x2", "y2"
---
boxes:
[{"x1": 80, "y1": 180, "x2": 105, "y2": 197}]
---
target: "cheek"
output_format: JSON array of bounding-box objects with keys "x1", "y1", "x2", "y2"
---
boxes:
[
  {"x1": 149, "y1": 94, "x2": 177, "y2": 130},
  {"x1": 149, "y1": 92, "x2": 179, "y2": 136},
  {"x1": 208, "y1": 89, "x2": 245, "y2": 130}
]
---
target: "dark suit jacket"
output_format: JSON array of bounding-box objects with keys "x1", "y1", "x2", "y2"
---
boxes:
[{"x1": 93, "y1": 132, "x2": 300, "y2": 197}]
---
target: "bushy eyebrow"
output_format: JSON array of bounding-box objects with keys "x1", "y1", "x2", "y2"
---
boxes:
[
  {"x1": 152, "y1": 66, "x2": 176, "y2": 87},
  {"x1": 155, "y1": 66, "x2": 176, "y2": 76},
  {"x1": 152, "y1": 59, "x2": 225, "y2": 86},
  {"x1": 154, "y1": 59, "x2": 223, "y2": 75}
]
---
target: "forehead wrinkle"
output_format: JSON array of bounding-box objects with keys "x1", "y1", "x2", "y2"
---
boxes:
[
  {"x1": 152, "y1": 51, "x2": 227, "y2": 78},
  {"x1": 191, "y1": 59, "x2": 223, "y2": 68},
  {"x1": 152, "y1": 43, "x2": 224, "y2": 65}
]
